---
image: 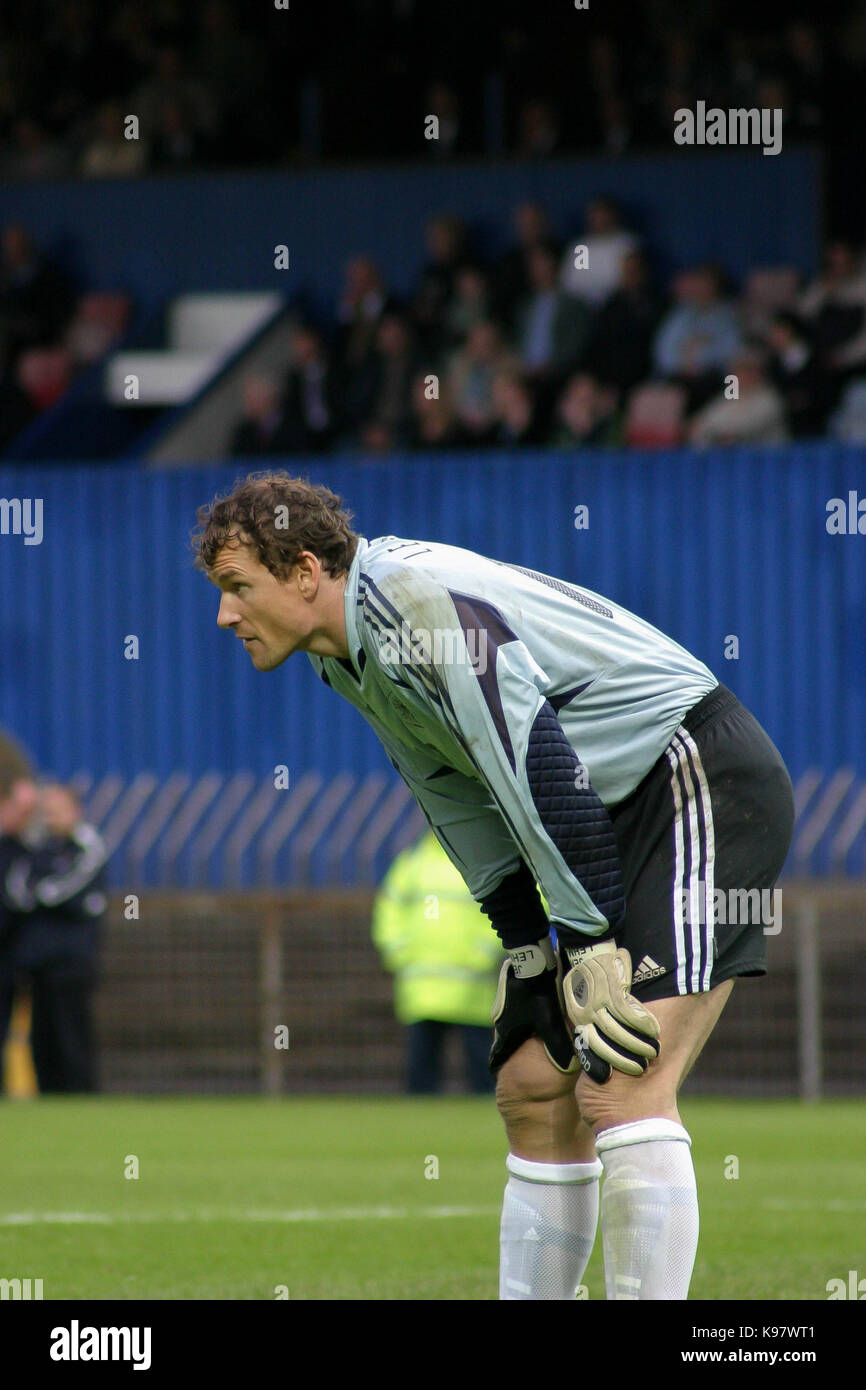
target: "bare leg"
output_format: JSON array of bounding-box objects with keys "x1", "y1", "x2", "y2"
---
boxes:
[
  {"x1": 496, "y1": 1040, "x2": 599, "y2": 1299},
  {"x1": 574, "y1": 982, "x2": 734, "y2": 1301}
]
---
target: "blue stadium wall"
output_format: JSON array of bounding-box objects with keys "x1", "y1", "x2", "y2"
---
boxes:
[
  {"x1": 1, "y1": 445, "x2": 862, "y2": 792},
  {"x1": 1, "y1": 150, "x2": 819, "y2": 321}
]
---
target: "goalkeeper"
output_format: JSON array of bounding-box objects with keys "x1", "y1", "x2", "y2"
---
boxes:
[{"x1": 193, "y1": 472, "x2": 794, "y2": 1302}]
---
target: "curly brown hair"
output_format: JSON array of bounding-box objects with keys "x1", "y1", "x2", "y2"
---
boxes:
[{"x1": 192, "y1": 472, "x2": 359, "y2": 579}]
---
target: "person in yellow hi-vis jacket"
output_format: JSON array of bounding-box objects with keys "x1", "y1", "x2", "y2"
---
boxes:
[{"x1": 372, "y1": 831, "x2": 506, "y2": 1093}]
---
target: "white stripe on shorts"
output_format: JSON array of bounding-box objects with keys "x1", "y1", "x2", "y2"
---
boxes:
[
  {"x1": 665, "y1": 732, "x2": 715, "y2": 993},
  {"x1": 664, "y1": 741, "x2": 689, "y2": 995},
  {"x1": 675, "y1": 727, "x2": 716, "y2": 991}
]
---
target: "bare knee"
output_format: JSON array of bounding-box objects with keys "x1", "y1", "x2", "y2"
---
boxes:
[
  {"x1": 574, "y1": 1062, "x2": 676, "y2": 1135},
  {"x1": 572, "y1": 984, "x2": 735, "y2": 1133},
  {"x1": 496, "y1": 1037, "x2": 576, "y2": 1116},
  {"x1": 495, "y1": 1038, "x2": 589, "y2": 1162}
]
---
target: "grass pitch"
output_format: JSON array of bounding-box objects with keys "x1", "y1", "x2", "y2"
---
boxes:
[{"x1": 0, "y1": 1095, "x2": 863, "y2": 1300}]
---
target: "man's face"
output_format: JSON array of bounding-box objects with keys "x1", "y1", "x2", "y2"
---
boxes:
[
  {"x1": 0, "y1": 779, "x2": 39, "y2": 835},
  {"x1": 41, "y1": 784, "x2": 81, "y2": 836},
  {"x1": 207, "y1": 539, "x2": 316, "y2": 671}
]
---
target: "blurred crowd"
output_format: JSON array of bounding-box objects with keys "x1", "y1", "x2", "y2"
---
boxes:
[
  {"x1": 228, "y1": 199, "x2": 866, "y2": 455},
  {"x1": 3, "y1": 0, "x2": 866, "y2": 453},
  {"x1": 0, "y1": 223, "x2": 131, "y2": 450},
  {"x1": 0, "y1": 3, "x2": 863, "y2": 175},
  {"x1": 6, "y1": 191, "x2": 866, "y2": 456}
]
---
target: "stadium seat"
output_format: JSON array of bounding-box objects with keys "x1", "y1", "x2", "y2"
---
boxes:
[
  {"x1": 15, "y1": 347, "x2": 73, "y2": 410},
  {"x1": 623, "y1": 382, "x2": 687, "y2": 447}
]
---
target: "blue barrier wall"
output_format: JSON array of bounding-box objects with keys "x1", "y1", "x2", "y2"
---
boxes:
[
  {"x1": 1, "y1": 444, "x2": 861, "y2": 778},
  {"x1": 1, "y1": 151, "x2": 820, "y2": 320},
  {"x1": 0, "y1": 445, "x2": 862, "y2": 880}
]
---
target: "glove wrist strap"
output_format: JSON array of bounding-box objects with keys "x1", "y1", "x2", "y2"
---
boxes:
[
  {"x1": 560, "y1": 937, "x2": 617, "y2": 968},
  {"x1": 507, "y1": 936, "x2": 555, "y2": 978}
]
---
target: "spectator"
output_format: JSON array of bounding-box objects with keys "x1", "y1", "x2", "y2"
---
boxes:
[
  {"x1": 712, "y1": 30, "x2": 760, "y2": 113},
  {"x1": 229, "y1": 374, "x2": 293, "y2": 456},
  {"x1": 550, "y1": 372, "x2": 622, "y2": 447},
  {"x1": 412, "y1": 214, "x2": 470, "y2": 358},
  {"x1": 0, "y1": 225, "x2": 76, "y2": 361},
  {"x1": 0, "y1": 732, "x2": 33, "y2": 803},
  {"x1": 560, "y1": 195, "x2": 641, "y2": 307},
  {"x1": 150, "y1": 98, "x2": 202, "y2": 171},
  {"x1": 0, "y1": 780, "x2": 108, "y2": 1094},
  {"x1": 108, "y1": 2, "x2": 161, "y2": 92},
  {"x1": 282, "y1": 325, "x2": 340, "y2": 453},
  {"x1": 336, "y1": 256, "x2": 392, "y2": 375},
  {"x1": 494, "y1": 200, "x2": 560, "y2": 324},
  {"x1": 131, "y1": 44, "x2": 218, "y2": 159},
  {"x1": 689, "y1": 346, "x2": 788, "y2": 446},
  {"x1": 407, "y1": 372, "x2": 465, "y2": 450},
  {"x1": 423, "y1": 82, "x2": 464, "y2": 160},
  {"x1": 586, "y1": 33, "x2": 622, "y2": 100},
  {"x1": 0, "y1": 117, "x2": 72, "y2": 180},
  {"x1": 446, "y1": 320, "x2": 519, "y2": 444},
  {"x1": 653, "y1": 263, "x2": 742, "y2": 407},
  {"x1": 798, "y1": 240, "x2": 866, "y2": 381},
  {"x1": 371, "y1": 831, "x2": 503, "y2": 1094},
  {"x1": 491, "y1": 371, "x2": 545, "y2": 448},
  {"x1": 598, "y1": 92, "x2": 633, "y2": 157},
  {"x1": 766, "y1": 311, "x2": 832, "y2": 437},
  {"x1": 781, "y1": 22, "x2": 826, "y2": 139},
  {"x1": 192, "y1": 0, "x2": 263, "y2": 164},
  {"x1": 41, "y1": 0, "x2": 112, "y2": 133},
  {"x1": 514, "y1": 243, "x2": 591, "y2": 386},
  {"x1": 0, "y1": 343, "x2": 33, "y2": 451},
  {"x1": 80, "y1": 101, "x2": 149, "y2": 177},
  {"x1": 442, "y1": 265, "x2": 491, "y2": 351},
  {"x1": 586, "y1": 248, "x2": 664, "y2": 392},
  {"x1": 586, "y1": 33, "x2": 630, "y2": 145},
  {"x1": 655, "y1": 81, "x2": 695, "y2": 144},
  {"x1": 514, "y1": 98, "x2": 562, "y2": 159},
  {"x1": 660, "y1": 31, "x2": 700, "y2": 95},
  {"x1": 357, "y1": 311, "x2": 418, "y2": 452}
]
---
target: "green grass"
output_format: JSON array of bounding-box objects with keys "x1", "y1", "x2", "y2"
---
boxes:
[{"x1": 0, "y1": 1096, "x2": 863, "y2": 1300}]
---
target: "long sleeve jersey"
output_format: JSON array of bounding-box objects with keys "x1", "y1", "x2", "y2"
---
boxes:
[{"x1": 308, "y1": 536, "x2": 717, "y2": 939}]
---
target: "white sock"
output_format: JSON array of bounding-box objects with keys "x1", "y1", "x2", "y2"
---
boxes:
[
  {"x1": 596, "y1": 1118, "x2": 699, "y2": 1301},
  {"x1": 499, "y1": 1153, "x2": 602, "y2": 1300}
]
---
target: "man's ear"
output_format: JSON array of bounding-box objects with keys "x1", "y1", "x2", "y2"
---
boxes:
[{"x1": 294, "y1": 550, "x2": 321, "y2": 597}]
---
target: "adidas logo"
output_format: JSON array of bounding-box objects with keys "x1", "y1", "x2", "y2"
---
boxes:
[
  {"x1": 632, "y1": 954, "x2": 666, "y2": 983},
  {"x1": 524, "y1": 1227, "x2": 540, "y2": 1242}
]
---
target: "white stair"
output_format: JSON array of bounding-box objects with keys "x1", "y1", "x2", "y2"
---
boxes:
[{"x1": 105, "y1": 292, "x2": 283, "y2": 406}]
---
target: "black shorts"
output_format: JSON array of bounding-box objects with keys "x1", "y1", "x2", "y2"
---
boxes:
[{"x1": 604, "y1": 684, "x2": 795, "y2": 1003}]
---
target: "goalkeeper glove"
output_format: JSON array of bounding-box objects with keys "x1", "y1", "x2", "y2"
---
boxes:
[
  {"x1": 490, "y1": 935, "x2": 578, "y2": 1074},
  {"x1": 561, "y1": 940, "x2": 661, "y2": 1084}
]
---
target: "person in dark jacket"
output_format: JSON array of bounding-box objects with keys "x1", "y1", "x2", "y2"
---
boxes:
[
  {"x1": 281, "y1": 325, "x2": 342, "y2": 453},
  {"x1": 585, "y1": 249, "x2": 665, "y2": 393},
  {"x1": 0, "y1": 780, "x2": 107, "y2": 1093},
  {"x1": 766, "y1": 311, "x2": 833, "y2": 438},
  {"x1": 229, "y1": 374, "x2": 296, "y2": 456}
]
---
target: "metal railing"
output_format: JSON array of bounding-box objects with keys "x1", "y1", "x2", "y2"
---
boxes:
[
  {"x1": 72, "y1": 768, "x2": 866, "y2": 889},
  {"x1": 91, "y1": 884, "x2": 866, "y2": 1098}
]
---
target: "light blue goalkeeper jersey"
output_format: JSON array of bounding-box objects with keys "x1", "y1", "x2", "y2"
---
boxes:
[{"x1": 308, "y1": 535, "x2": 717, "y2": 938}]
